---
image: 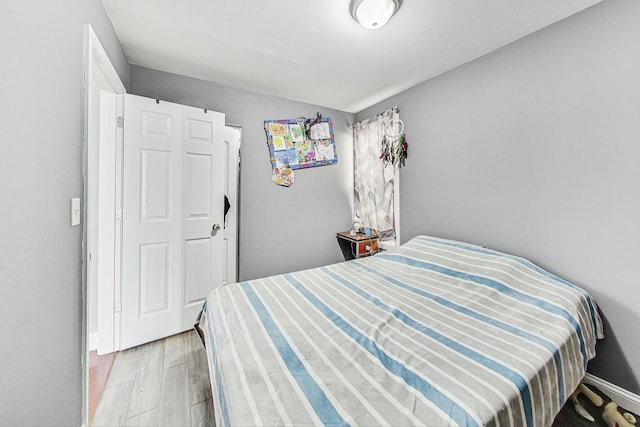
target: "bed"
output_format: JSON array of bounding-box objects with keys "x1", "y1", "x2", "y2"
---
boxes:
[{"x1": 200, "y1": 235, "x2": 603, "y2": 427}]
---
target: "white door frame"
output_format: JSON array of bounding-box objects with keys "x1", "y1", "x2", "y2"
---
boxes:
[
  {"x1": 82, "y1": 23, "x2": 125, "y2": 426},
  {"x1": 223, "y1": 125, "x2": 241, "y2": 284}
]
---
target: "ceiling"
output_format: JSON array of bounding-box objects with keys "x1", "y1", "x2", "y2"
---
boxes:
[{"x1": 101, "y1": 0, "x2": 601, "y2": 113}]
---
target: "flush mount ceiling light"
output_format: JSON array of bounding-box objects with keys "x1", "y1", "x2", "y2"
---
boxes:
[{"x1": 350, "y1": 0, "x2": 402, "y2": 30}]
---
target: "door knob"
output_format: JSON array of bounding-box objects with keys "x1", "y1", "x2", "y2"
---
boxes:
[{"x1": 211, "y1": 224, "x2": 221, "y2": 236}]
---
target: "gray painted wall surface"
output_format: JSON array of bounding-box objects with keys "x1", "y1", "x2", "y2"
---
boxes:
[
  {"x1": 0, "y1": 2, "x2": 128, "y2": 425},
  {"x1": 129, "y1": 65, "x2": 354, "y2": 281},
  {"x1": 357, "y1": 0, "x2": 640, "y2": 393}
]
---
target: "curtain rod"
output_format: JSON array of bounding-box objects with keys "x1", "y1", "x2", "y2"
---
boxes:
[{"x1": 350, "y1": 105, "x2": 399, "y2": 128}]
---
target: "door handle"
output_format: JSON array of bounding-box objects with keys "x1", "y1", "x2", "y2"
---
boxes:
[{"x1": 211, "y1": 224, "x2": 221, "y2": 236}]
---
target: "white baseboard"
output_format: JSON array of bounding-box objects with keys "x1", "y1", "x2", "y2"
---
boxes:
[
  {"x1": 583, "y1": 373, "x2": 640, "y2": 415},
  {"x1": 88, "y1": 332, "x2": 97, "y2": 352}
]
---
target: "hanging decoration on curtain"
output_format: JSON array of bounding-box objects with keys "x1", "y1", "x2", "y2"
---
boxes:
[{"x1": 380, "y1": 116, "x2": 408, "y2": 168}]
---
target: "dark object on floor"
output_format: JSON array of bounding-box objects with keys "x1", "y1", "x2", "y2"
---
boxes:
[
  {"x1": 553, "y1": 382, "x2": 638, "y2": 427},
  {"x1": 193, "y1": 305, "x2": 206, "y2": 348}
]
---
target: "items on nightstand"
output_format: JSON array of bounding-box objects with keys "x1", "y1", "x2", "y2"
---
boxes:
[{"x1": 336, "y1": 230, "x2": 379, "y2": 261}]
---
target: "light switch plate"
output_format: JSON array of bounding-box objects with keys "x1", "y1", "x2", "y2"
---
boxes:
[{"x1": 71, "y1": 198, "x2": 81, "y2": 226}]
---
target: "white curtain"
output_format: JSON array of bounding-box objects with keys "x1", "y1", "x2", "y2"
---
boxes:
[{"x1": 353, "y1": 109, "x2": 396, "y2": 239}]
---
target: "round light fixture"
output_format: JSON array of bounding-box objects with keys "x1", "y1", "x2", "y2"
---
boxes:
[{"x1": 350, "y1": 0, "x2": 402, "y2": 30}]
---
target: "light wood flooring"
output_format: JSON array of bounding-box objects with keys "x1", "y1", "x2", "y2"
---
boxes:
[
  {"x1": 92, "y1": 330, "x2": 634, "y2": 427},
  {"x1": 89, "y1": 350, "x2": 117, "y2": 424},
  {"x1": 91, "y1": 330, "x2": 214, "y2": 426}
]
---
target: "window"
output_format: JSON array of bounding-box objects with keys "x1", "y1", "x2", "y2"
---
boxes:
[{"x1": 352, "y1": 108, "x2": 401, "y2": 246}]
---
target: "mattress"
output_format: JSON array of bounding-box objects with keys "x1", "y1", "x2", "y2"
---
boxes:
[{"x1": 203, "y1": 235, "x2": 603, "y2": 426}]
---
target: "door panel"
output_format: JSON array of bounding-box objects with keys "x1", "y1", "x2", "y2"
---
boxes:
[
  {"x1": 141, "y1": 149, "x2": 171, "y2": 220},
  {"x1": 142, "y1": 111, "x2": 171, "y2": 136},
  {"x1": 186, "y1": 154, "x2": 212, "y2": 218},
  {"x1": 139, "y1": 242, "x2": 171, "y2": 316},
  {"x1": 120, "y1": 94, "x2": 225, "y2": 350},
  {"x1": 184, "y1": 238, "x2": 212, "y2": 306},
  {"x1": 186, "y1": 118, "x2": 212, "y2": 142}
]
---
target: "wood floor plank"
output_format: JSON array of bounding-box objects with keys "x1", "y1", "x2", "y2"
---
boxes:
[
  {"x1": 106, "y1": 346, "x2": 141, "y2": 388},
  {"x1": 126, "y1": 339, "x2": 165, "y2": 418},
  {"x1": 190, "y1": 398, "x2": 215, "y2": 427},
  {"x1": 89, "y1": 350, "x2": 117, "y2": 425},
  {"x1": 158, "y1": 363, "x2": 191, "y2": 426},
  {"x1": 187, "y1": 330, "x2": 212, "y2": 405},
  {"x1": 91, "y1": 380, "x2": 134, "y2": 427},
  {"x1": 164, "y1": 332, "x2": 188, "y2": 369},
  {"x1": 124, "y1": 407, "x2": 159, "y2": 427}
]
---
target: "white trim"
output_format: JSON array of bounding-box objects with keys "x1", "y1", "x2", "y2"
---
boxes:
[
  {"x1": 583, "y1": 373, "x2": 640, "y2": 415},
  {"x1": 84, "y1": 24, "x2": 125, "y2": 356},
  {"x1": 113, "y1": 93, "x2": 124, "y2": 353},
  {"x1": 85, "y1": 26, "x2": 125, "y2": 94},
  {"x1": 88, "y1": 332, "x2": 98, "y2": 352},
  {"x1": 392, "y1": 109, "x2": 401, "y2": 246},
  {"x1": 83, "y1": 23, "x2": 125, "y2": 427},
  {"x1": 224, "y1": 125, "x2": 241, "y2": 284}
]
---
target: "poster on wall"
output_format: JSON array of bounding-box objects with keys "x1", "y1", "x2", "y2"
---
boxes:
[{"x1": 264, "y1": 116, "x2": 338, "y2": 172}]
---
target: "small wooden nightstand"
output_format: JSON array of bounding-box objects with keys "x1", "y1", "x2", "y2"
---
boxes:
[{"x1": 336, "y1": 231, "x2": 379, "y2": 261}]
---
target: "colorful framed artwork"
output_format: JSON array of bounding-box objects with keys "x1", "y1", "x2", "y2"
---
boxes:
[{"x1": 264, "y1": 117, "x2": 338, "y2": 170}]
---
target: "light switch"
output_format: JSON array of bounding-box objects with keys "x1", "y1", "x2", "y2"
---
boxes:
[{"x1": 71, "y1": 198, "x2": 81, "y2": 226}]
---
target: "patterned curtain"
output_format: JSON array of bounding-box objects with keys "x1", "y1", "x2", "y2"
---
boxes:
[{"x1": 353, "y1": 109, "x2": 395, "y2": 239}]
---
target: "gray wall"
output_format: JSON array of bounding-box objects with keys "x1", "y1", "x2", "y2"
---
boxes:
[
  {"x1": 129, "y1": 66, "x2": 354, "y2": 281},
  {"x1": 0, "y1": 1, "x2": 128, "y2": 425},
  {"x1": 357, "y1": 0, "x2": 640, "y2": 393}
]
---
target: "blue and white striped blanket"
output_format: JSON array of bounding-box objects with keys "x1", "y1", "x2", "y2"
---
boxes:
[{"x1": 204, "y1": 235, "x2": 603, "y2": 427}]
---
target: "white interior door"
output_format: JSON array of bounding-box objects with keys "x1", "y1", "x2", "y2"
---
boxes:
[{"x1": 120, "y1": 94, "x2": 225, "y2": 350}]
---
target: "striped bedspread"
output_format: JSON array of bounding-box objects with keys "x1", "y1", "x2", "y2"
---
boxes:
[{"x1": 203, "y1": 235, "x2": 603, "y2": 427}]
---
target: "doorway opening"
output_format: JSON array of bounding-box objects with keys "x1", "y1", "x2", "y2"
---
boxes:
[{"x1": 83, "y1": 25, "x2": 240, "y2": 425}]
